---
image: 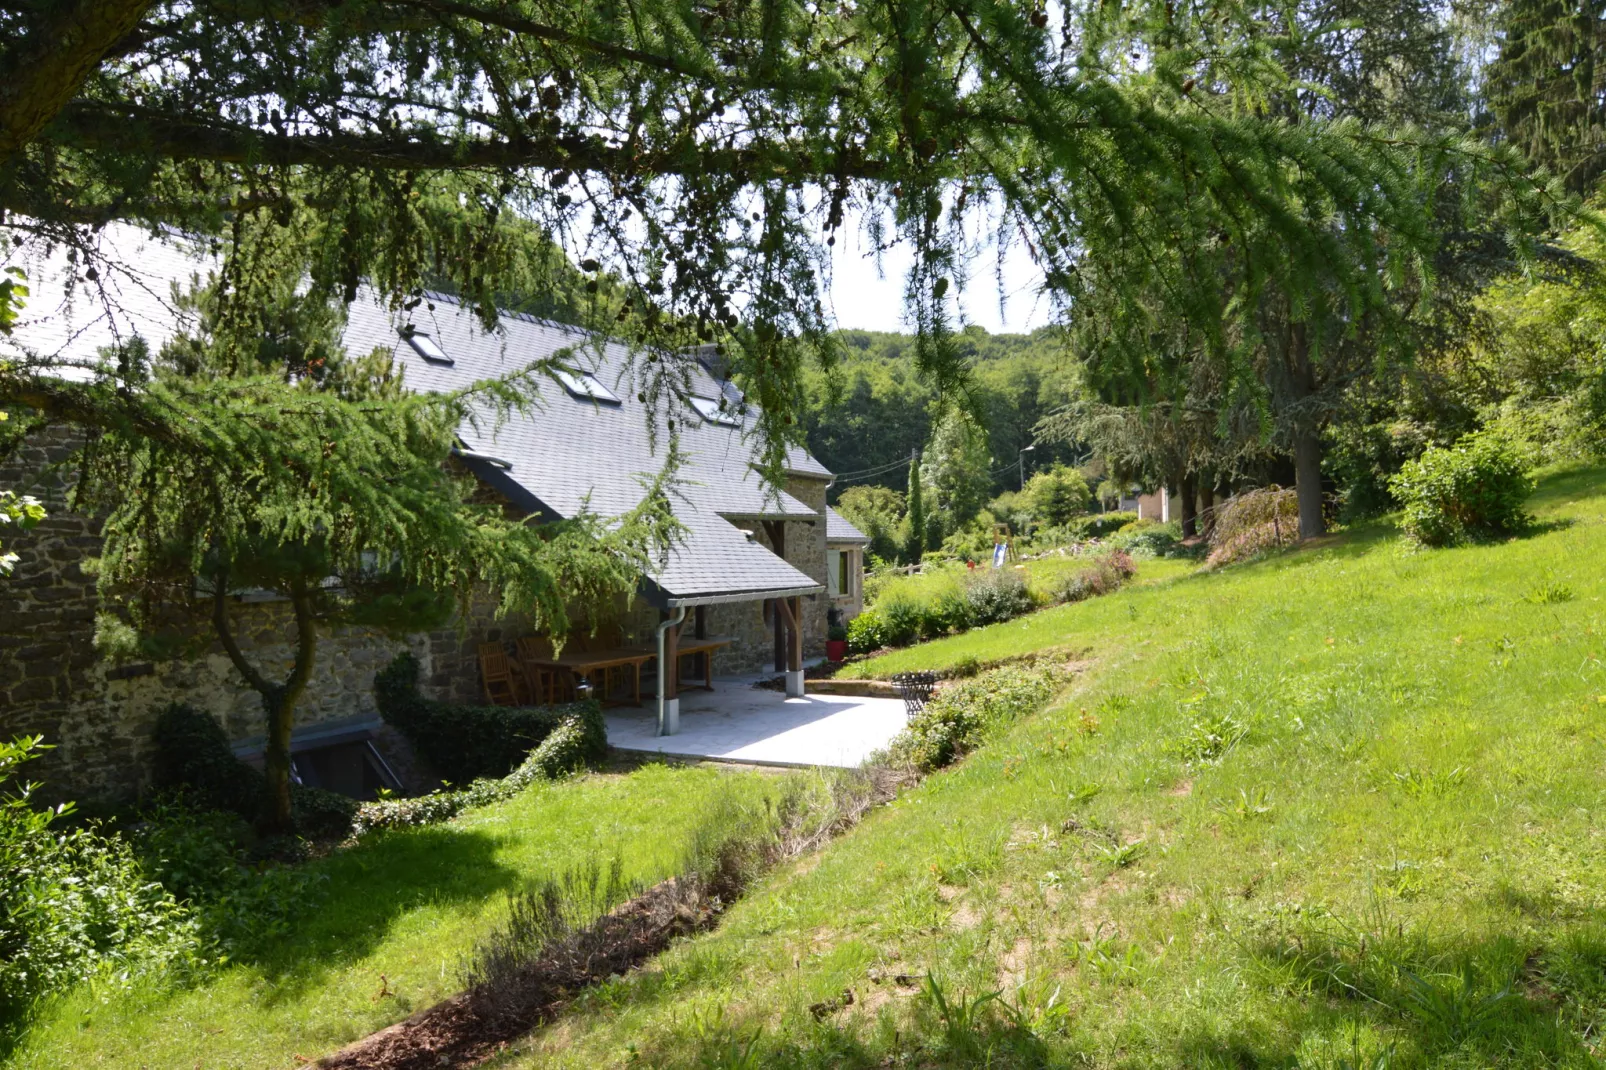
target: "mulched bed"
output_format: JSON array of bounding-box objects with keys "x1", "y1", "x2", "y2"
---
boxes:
[{"x1": 316, "y1": 877, "x2": 717, "y2": 1070}]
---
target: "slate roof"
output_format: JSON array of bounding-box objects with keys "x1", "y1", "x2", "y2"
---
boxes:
[
  {"x1": 5, "y1": 226, "x2": 831, "y2": 606},
  {"x1": 825, "y1": 507, "x2": 871, "y2": 545}
]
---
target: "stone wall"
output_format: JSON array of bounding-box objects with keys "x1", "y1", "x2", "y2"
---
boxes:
[
  {"x1": 1, "y1": 432, "x2": 831, "y2": 803},
  {"x1": 0, "y1": 430, "x2": 495, "y2": 804}
]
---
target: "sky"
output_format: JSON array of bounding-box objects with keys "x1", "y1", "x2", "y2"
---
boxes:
[{"x1": 822, "y1": 217, "x2": 1053, "y2": 336}]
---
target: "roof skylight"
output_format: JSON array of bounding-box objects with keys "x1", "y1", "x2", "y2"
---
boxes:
[
  {"x1": 553, "y1": 369, "x2": 621, "y2": 404},
  {"x1": 401, "y1": 329, "x2": 453, "y2": 365},
  {"x1": 690, "y1": 395, "x2": 742, "y2": 427}
]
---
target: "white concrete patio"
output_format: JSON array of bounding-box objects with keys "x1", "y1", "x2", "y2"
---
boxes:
[{"x1": 604, "y1": 675, "x2": 908, "y2": 768}]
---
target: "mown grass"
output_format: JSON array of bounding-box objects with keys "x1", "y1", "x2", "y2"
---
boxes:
[
  {"x1": 488, "y1": 463, "x2": 1606, "y2": 1068},
  {"x1": 6, "y1": 764, "x2": 777, "y2": 1070}
]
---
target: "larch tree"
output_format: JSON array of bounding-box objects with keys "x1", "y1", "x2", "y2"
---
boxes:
[{"x1": 0, "y1": 0, "x2": 1566, "y2": 820}]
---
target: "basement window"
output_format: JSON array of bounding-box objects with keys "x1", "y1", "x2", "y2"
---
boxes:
[
  {"x1": 402, "y1": 329, "x2": 453, "y2": 365},
  {"x1": 689, "y1": 395, "x2": 741, "y2": 427},
  {"x1": 554, "y1": 369, "x2": 620, "y2": 404}
]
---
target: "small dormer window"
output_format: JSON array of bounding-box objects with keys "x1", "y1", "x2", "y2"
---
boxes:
[
  {"x1": 402, "y1": 329, "x2": 453, "y2": 365},
  {"x1": 690, "y1": 395, "x2": 741, "y2": 427},
  {"x1": 554, "y1": 369, "x2": 620, "y2": 404}
]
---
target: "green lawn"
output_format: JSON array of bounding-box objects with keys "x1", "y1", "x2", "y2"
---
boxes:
[
  {"x1": 6, "y1": 764, "x2": 776, "y2": 1070},
  {"x1": 483, "y1": 463, "x2": 1606, "y2": 1068}
]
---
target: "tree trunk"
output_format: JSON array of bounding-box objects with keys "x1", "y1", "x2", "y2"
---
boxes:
[
  {"x1": 1199, "y1": 478, "x2": 1216, "y2": 538},
  {"x1": 214, "y1": 568, "x2": 318, "y2": 834},
  {"x1": 1179, "y1": 472, "x2": 1198, "y2": 539},
  {"x1": 260, "y1": 685, "x2": 294, "y2": 832},
  {"x1": 1294, "y1": 428, "x2": 1325, "y2": 539},
  {"x1": 1285, "y1": 320, "x2": 1326, "y2": 539}
]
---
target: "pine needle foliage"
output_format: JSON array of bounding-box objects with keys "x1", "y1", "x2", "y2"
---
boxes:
[{"x1": 0, "y1": 0, "x2": 1573, "y2": 484}]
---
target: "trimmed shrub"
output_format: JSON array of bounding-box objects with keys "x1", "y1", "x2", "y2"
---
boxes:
[
  {"x1": 845, "y1": 611, "x2": 888, "y2": 656},
  {"x1": 151, "y1": 704, "x2": 359, "y2": 838},
  {"x1": 963, "y1": 567, "x2": 1034, "y2": 626},
  {"x1": 888, "y1": 663, "x2": 1070, "y2": 772},
  {"x1": 374, "y1": 652, "x2": 605, "y2": 784},
  {"x1": 1390, "y1": 431, "x2": 1535, "y2": 546},
  {"x1": 1067, "y1": 511, "x2": 1138, "y2": 539},
  {"x1": 152, "y1": 703, "x2": 265, "y2": 818},
  {"x1": 351, "y1": 717, "x2": 599, "y2": 836},
  {"x1": 290, "y1": 787, "x2": 360, "y2": 841}
]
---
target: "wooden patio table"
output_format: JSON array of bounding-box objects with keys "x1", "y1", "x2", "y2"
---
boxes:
[
  {"x1": 523, "y1": 636, "x2": 736, "y2": 706},
  {"x1": 521, "y1": 646, "x2": 656, "y2": 707}
]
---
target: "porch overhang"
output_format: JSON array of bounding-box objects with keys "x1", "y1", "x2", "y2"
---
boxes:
[{"x1": 636, "y1": 577, "x2": 825, "y2": 610}]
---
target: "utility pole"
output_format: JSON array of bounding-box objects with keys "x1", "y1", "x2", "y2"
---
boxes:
[{"x1": 1018, "y1": 443, "x2": 1036, "y2": 491}]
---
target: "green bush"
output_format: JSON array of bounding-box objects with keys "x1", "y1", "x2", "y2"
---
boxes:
[
  {"x1": 963, "y1": 568, "x2": 1034, "y2": 626},
  {"x1": 1, "y1": 737, "x2": 198, "y2": 1020},
  {"x1": 845, "y1": 611, "x2": 889, "y2": 656},
  {"x1": 1067, "y1": 511, "x2": 1138, "y2": 539},
  {"x1": 152, "y1": 703, "x2": 265, "y2": 818},
  {"x1": 1108, "y1": 519, "x2": 1187, "y2": 558},
  {"x1": 875, "y1": 591, "x2": 927, "y2": 647},
  {"x1": 126, "y1": 794, "x2": 326, "y2": 955},
  {"x1": 374, "y1": 652, "x2": 605, "y2": 784},
  {"x1": 927, "y1": 584, "x2": 974, "y2": 636},
  {"x1": 1046, "y1": 549, "x2": 1137, "y2": 604},
  {"x1": 1390, "y1": 431, "x2": 1535, "y2": 546},
  {"x1": 290, "y1": 787, "x2": 360, "y2": 841},
  {"x1": 888, "y1": 664, "x2": 1069, "y2": 772},
  {"x1": 151, "y1": 704, "x2": 358, "y2": 838}
]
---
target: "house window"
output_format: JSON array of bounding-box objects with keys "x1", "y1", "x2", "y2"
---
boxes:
[
  {"x1": 827, "y1": 549, "x2": 841, "y2": 596},
  {"x1": 553, "y1": 369, "x2": 621, "y2": 404},
  {"x1": 402, "y1": 329, "x2": 453, "y2": 365},
  {"x1": 689, "y1": 395, "x2": 742, "y2": 427}
]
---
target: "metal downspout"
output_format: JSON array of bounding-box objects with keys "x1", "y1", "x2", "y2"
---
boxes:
[{"x1": 656, "y1": 605, "x2": 687, "y2": 736}]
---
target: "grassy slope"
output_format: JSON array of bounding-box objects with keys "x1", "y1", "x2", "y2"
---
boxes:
[
  {"x1": 498, "y1": 465, "x2": 1606, "y2": 1069},
  {"x1": 8, "y1": 765, "x2": 775, "y2": 1070}
]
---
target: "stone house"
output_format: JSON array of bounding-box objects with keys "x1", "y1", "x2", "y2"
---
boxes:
[
  {"x1": 825, "y1": 507, "x2": 870, "y2": 622},
  {"x1": 0, "y1": 226, "x2": 855, "y2": 804}
]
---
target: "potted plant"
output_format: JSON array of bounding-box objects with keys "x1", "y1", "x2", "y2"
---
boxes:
[{"x1": 826, "y1": 622, "x2": 849, "y2": 662}]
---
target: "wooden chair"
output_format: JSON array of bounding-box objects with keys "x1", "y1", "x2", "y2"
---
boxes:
[
  {"x1": 479, "y1": 642, "x2": 528, "y2": 706},
  {"x1": 515, "y1": 636, "x2": 563, "y2": 705}
]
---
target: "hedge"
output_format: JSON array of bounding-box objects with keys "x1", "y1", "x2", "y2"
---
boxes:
[
  {"x1": 885, "y1": 662, "x2": 1071, "y2": 772},
  {"x1": 373, "y1": 651, "x2": 606, "y2": 784}
]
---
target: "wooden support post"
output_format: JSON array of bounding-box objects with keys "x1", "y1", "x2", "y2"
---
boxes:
[
  {"x1": 695, "y1": 604, "x2": 707, "y2": 638},
  {"x1": 763, "y1": 520, "x2": 787, "y2": 671},
  {"x1": 788, "y1": 595, "x2": 804, "y2": 672}
]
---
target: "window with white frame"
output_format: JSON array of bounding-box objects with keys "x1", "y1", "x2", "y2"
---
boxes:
[{"x1": 553, "y1": 368, "x2": 621, "y2": 404}]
